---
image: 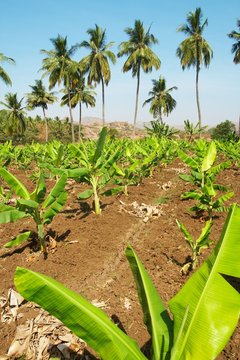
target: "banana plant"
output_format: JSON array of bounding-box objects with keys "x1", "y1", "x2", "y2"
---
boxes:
[
  {"x1": 176, "y1": 220, "x2": 213, "y2": 273},
  {"x1": 14, "y1": 204, "x2": 240, "y2": 360},
  {"x1": 183, "y1": 120, "x2": 208, "y2": 142},
  {"x1": 182, "y1": 185, "x2": 234, "y2": 220},
  {"x1": 0, "y1": 168, "x2": 67, "y2": 253},
  {"x1": 179, "y1": 141, "x2": 234, "y2": 219},
  {"x1": 74, "y1": 127, "x2": 121, "y2": 215}
]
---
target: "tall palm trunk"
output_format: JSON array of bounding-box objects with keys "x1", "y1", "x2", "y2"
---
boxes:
[
  {"x1": 133, "y1": 66, "x2": 140, "y2": 133},
  {"x1": 196, "y1": 66, "x2": 201, "y2": 128},
  {"x1": 42, "y1": 107, "x2": 48, "y2": 142},
  {"x1": 159, "y1": 113, "x2": 163, "y2": 125},
  {"x1": 101, "y1": 76, "x2": 105, "y2": 126},
  {"x1": 67, "y1": 88, "x2": 75, "y2": 143},
  {"x1": 78, "y1": 102, "x2": 82, "y2": 142},
  {"x1": 196, "y1": 43, "x2": 202, "y2": 131}
]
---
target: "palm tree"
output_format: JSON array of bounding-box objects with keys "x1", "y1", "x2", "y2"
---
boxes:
[
  {"x1": 143, "y1": 76, "x2": 177, "y2": 124},
  {"x1": 61, "y1": 76, "x2": 96, "y2": 141},
  {"x1": 26, "y1": 80, "x2": 57, "y2": 142},
  {"x1": 0, "y1": 93, "x2": 26, "y2": 137},
  {"x1": 79, "y1": 24, "x2": 116, "y2": 126},
  {"x1": 176, "y1": 8, "x2": 213, "y2": 129},
  {"x1": 228, "y1": 19, "x2": 240, "y2": 64},
  {"x1": 41, "y1": 35, "x2": 79, "y2": 142},
  {"x1": 0, "y1": 52, "x2": 15, "y2": 87},
  {"x1": 118, "y1": 20, "x2": 160, "y2": 131}
]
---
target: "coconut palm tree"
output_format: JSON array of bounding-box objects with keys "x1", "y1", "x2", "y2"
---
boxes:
[
  {"x1": 61, "y1": 76, "x2": 96, "y2": 141},
  {"x1": 0, "y1": 93, "x2": 26, "y2": 137},
  {"x1": 176, "y1": 8, "x2": 213, "y2": 130},
  {"x1": 79, "y1": 25, "x2": 116, "y2": 126},
  {"x1": 228, "y1": 19, "x2": 240, "y2": 64},
  {"x1": 26, "y1": 80, "x2": 57, "y2": 142},
  {"x1": 143, "y1": 76, "x2": 177, "y2": 124},
  {"x1": 41, "y1": 35, "x2": 79, "y2": 142},
  {"x1": 0, "y1": 52, "x2": 15, "y2": 87},
  {"x1": 118, "y1": 20, "x2": 160, "y2": 131}
]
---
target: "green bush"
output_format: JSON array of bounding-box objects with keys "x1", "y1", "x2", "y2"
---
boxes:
[{"x1": 211, "y1": 120, "x2": 238, "y2": 141}]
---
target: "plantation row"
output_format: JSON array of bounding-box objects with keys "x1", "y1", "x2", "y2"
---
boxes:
[{"x1": 1, "y1": 130, "x2": 240, "y2": 252}]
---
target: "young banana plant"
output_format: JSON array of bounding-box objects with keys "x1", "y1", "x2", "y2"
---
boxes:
[
  {"x1": 14, "y1": 204, "x2": 240, "y2": 360},
  {"x1": 179, "y1": 141, "x2": 234, "y2": 219},
  {"x1": 0, "y1": 168, "x2": 67, "y2": 253},
  {"x1": 75, "y1": 127, "x2": 121, "y2": 215},
  {"x1": 176, "y1": 220, "x2": 213, "y2": 273}
]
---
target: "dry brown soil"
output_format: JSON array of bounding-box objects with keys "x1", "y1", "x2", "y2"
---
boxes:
[{"x1": 0, "y1": 159, "x2": 239, "y2": 359}]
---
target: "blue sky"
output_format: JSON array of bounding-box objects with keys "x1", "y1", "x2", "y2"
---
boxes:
[{"x1": 0, "y1": 0, "x2": 239, "y2": 128}]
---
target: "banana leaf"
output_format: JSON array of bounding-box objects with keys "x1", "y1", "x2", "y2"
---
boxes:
[
  {"x1": 42, "y1": 174, "x2": 67, "y2": 208},
  {"x1": 213, "y1": 192, "x2": 234, "y2": 208},
  {"x1": 201, "y1": 142, "x2": 217, "y2": 173},
  {"x1": 43, "y1": 191, "x2": 67, "y2": 224},
  {"x1": 92, "y1": 127, "x2": 108, "y2": 163},
  {"x1": 178, "y1": 174, "x2": 195, "y2": 184},
  {"x1": 176, "y1": 221, "x2": 193, "y2": 248},
  {"x1": 78, "y1": 189, "x2": 93, "y2": 199},
  {"x1": 0, "y1": 207, "x2": 29, "y2": 224},
  {"x1": 178, "y1": 150, "x2": 198, "y2": 169},
  {"x1": 4, "y1": 231, "x2": 31, "y2": 248},
  {"x1": 14, "y1": 267, "x2": 147, "y2": 360},
  {"x1": 52, "y1": 167, "x2": 89, "y2": 179},
  {"x1": 126, "y1": 245, "x2": 172, "y2": 360},
  {"x1": 0, "y1": 167, "x2": 30, "y2": 199},
  {"x1": 30, "y1": 172, "x2": 46, "y2": 203},
  {"x1": 169, "y1": 203, "x2": 240, "y2": 360}
]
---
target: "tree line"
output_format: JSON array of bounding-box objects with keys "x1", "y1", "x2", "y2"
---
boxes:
[{"x1": 0, "y1": 8, "x2": 239, "y2": 143}]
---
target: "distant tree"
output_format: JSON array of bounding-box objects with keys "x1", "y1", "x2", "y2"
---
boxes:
[
  {"x1": 0, "y1": 52, "x2": 15, "y2": 87},
  {"x1": 61, "y1": 76, "x2": 96, "y2": 141},
  {"x1": 79, "y1": 25, "x2": 116, "y2": 126},
  {"x1": 118, "y1": 20, "x2": 160, "y2": 131},
  {"x1": 41, "y1": 35, "x2": 79, "y2": 142},
  {"x1": 228, "y1": 19, "x2": 240, "y2": 64},
  {"x1": 211, "y1": 120, "x2": 238, "y2": 141},
  {"x1": 176, "y1": 8, "x2": 213, "y2": 130},
  {"x1": 0, "y1": 93, "x2": 26, "y2": 137},
  {"x1": 143, "y1": 76, "x2": 177, "y2": 124},
  {"x1": 26, "y1": 80, "x2": 57, "y2": 142}
]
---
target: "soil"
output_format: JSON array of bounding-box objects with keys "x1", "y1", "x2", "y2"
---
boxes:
[{"x1": 0, "y1": 159, "x2": 239, "y2": 359}]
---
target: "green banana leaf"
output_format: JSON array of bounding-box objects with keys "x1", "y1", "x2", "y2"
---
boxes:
[
  {"x1": 169, "y1": 203, "x2": 240, "y2": 360},
  {"x1": 14, "y1": 267, "x2": 147, "y2": 360},
  {"x1": 43, "y1": 191, "x2": 68, "y2": 224},
  {"x1": 178, "y1": 150, "x2": 198, "y2": 170},
  {"x1": 93, "y1": 127, "x2": 108, "y2": 163},
  {"x1": 0, "y1": 167, "x2": 30, "y2": 199},
  {"x1": 17, "y1": 199, "x2": 39, "y2": 209},
  {"x1": 196, "y1": 221, "x2": 212, "y2": 246},
  {"x1": 30, "y1": 172, "x2": 46, "y2": 203},
  {"x1": 201, "y1": 141, "x2": 217, "y2": 173},
  {"x1": 178, "y1": 174, "x2": 195, "y2": 184},
  {"x1": 4, "y1": 231, "x2": 31, "y2": 248},
  {"x1": 52, "y1": 167, "x2": 89, "y2": 179},
  {"x1": 78, "y1": 189, "x2": 93, "y2": 199},
  {"x1": 181, "y1": 191, "x2": 202, "y2": 200},
  {"x1": 126, "y1": 245, "x2": 172, "y2": 360},
  {"x1": 0, "y1": 206, "x2": 29, "y2": 224},
  {"x1": 213, "y1": 192, "x2": 234, "y2": 208},
  {"x1": 42, "y1": 175, "x2": 67, "y2": 208},
  {"x1": 176, "y1": 220, "x2": 193, "y2": 248}
]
